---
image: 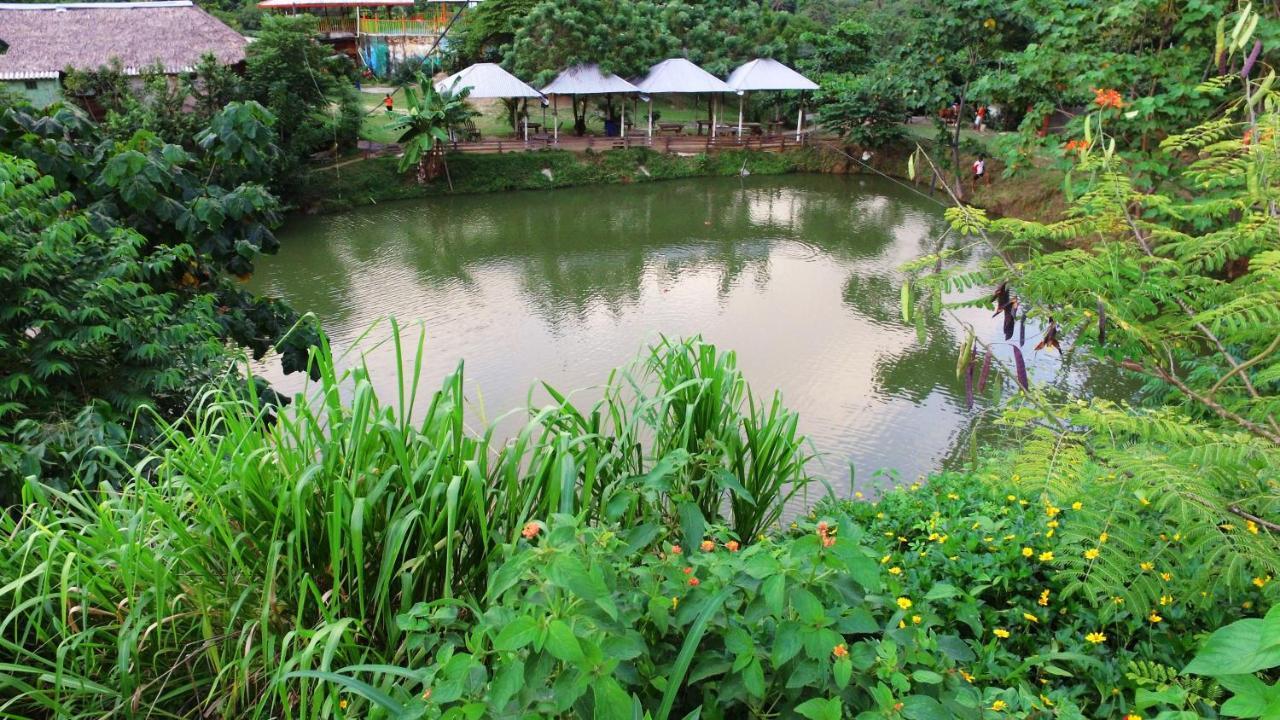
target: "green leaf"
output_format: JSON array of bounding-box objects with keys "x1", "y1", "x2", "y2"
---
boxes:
[
  {"x1": 742, "y1": 657, "x2": 765, "y2": 698},
  {"x1": 493, "y1": 616, "x2": 540, "y2": 652},
  {"x1": 489, "y1": 659, "x2": 525, "y2": 710},
  {"x1": 911, "y1": 670, "x2": 943, "y2": 684},
  {"x1": 1185, "y1": 618, "x2": 1280, "y2": 676},
  {"x1": 794, "y1": 697, "x2": 842, "y2": 720},
  {"x1": 655, "y1": 586, "x2": 733, "y2": 720},
  {"x1": 834, "y1": 657, "x2": 852, "y2": 689},
  {"x1": 791, "y1": 587, "x2": 825, "y2": 625},
  {"x1": 925, "y1": 583, "x2": 960, "y2": 601},
  {"x1": 678, "y1": 502, "x2": 706, "y2": 550},
  {"x1": 546, "y1": 619, "x2": 585, "y2": 664},
  {"x1": 593, "y1": 678, "x2": 633, "y2": 720},
  {"x1": 901, "y1": 694, "x2": 950, "y2": 720},
  {"x1": 772, "y1": 621, "x2": 804, "y2": 668},
  {"x1": 283, "y1": 671, "x2": 406, "y2": 716},
  {"x1": 761, "y1": 574, "x2": 785, "y2": 617}
]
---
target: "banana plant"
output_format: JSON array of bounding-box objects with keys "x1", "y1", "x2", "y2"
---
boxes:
[{"x1": 388, "y1": 72, "x2": 476, "y2": 186}]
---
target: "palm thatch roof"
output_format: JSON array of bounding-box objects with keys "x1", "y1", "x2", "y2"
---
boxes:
[{"x1": 0, "y1": 1, "x2": 247, "y2": 81}]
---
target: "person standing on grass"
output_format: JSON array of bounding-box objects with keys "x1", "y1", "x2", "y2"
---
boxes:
[
  {"x1": 384, "y1": 93, "x2": 394, "y2": 113},
  {"x1": 974, "y1": 105, "x2": 987, "y2": 132}
]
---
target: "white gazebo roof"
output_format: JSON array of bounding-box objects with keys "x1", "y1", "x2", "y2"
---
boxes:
[
  {"x1": 435, "y1": 63, "x2": 542, "y2": 99},
  {"x1": 541, "y1": 64, "x2": 638, "y2": 95},
  {"x1": 634, "y1": 58, "x2": 731, "y2": 95},
  {"x1": 725, "y1": 59, "x2": 819, "y2": 92}
]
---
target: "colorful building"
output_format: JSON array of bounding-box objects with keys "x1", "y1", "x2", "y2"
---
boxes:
[
  {"x1": 0, "y1": 1, "x2": 247, "y2": 108},
  {"x1": 255, "y1": 0, "x2": 476, "y2": 75}
]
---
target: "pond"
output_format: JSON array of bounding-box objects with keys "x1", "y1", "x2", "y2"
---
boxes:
[{"x1": 250, "y1": 174, "x2": 1119, "y2": 494}]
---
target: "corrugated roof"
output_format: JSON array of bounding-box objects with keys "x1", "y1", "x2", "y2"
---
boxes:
[
  {"x1": 725, "y1": 59, "x2": 819, "y2": 92},
  {"x1": 0, "y1": 1, "x2": 247, "y2": 77},
  {"x1": 634, "y1": 58, "x2": 730, "y2": 95},
  {"x1": 258, "y1": 0, "x2": 411, "y2": 8},
  {"x1": 435, "y1": 63, "x2": 542, "y2": 99},
  {"x1": 541, "y1": 64, "x2": 638, "y2": 96}
]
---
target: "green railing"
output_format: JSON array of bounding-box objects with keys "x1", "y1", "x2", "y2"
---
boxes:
[{"x1": 359, "y1": 16, "x2": 448, "y2": 36}]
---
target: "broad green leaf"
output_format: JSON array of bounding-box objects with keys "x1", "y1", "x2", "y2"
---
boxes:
[
  {"x1": 834, "y1": 657, "x2": 852, "y2": 689},
  {"x1": 493, "y1": 616, "x2": 540, "y2": 652},
  {"x1": 546, "y1": 619, "x2": 585, "y2": 664},
  {"x1": 1185, "y1": 618, "x2": 1280, "y2": 676},
  {"x1": 794, "y1": 697, "x2": 842, "y2": 720}
]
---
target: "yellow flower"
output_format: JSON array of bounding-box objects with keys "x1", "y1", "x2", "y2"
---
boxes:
[
  {"x1": 888, "y1": 566, "x2": 903, "y2": 575},
  {"x1": 875, "y1": 512, "x2": 884, "y2": 519},
  {"x1": 1004, "y1": 534, "x2": 1016, "y2": 541},
  {"x1": 1160, "y1": 572, "x2": 1172, "y2": 581},
  {"x1": 1113, "y1": 596, "x2": 1125, "y2": 605},
  {"x1": 960, "y1": 669, "x2": 974, "y2": 682},
  {"x1": 1038, "y1": 551, "x2": 1054, "y2": 562},
  {"x1": 1140, "y1": 562, "x2": 1154, "y2": 572},
  {"x1": 1148, "y1": 612, "x2": 1163, "y2": 623},
  {"x1": 1098, "y1": 532, "x2": 1109, "y2": 544},
  {"x1": 912, "y1": 615, "x2": 922, "y2": 624},
  {"x1": 1007, "y1": 494, "x2": 1017, "y2": 502},
  {"x1": 990, "y1": 699, "x2": 1007, "y2": 711},
  {"x1": 339, "y1": 699, "x2": 349, "y2": 710},
  {"x1": 1253, "y1": 575, "x2": 1271, "y2": 588},
  {"x1": 1022, "y1": 547, "x2": 1034, "y2": 558},
  {"x1": 880, "y1": 554, "x2": 892, "y2": 564},
  {"x1": 898, "y1": 620, "x2": 907, "y2": 629},
  {"x1": 1038, "y1": 589, "x2": 1050, "y2": 606},
  {"x1": 1047, "y1": 520, "x2": 1059, "y2": 529},
  {"x1": 982, "y1": 17, "x2": 996, "y2": 30},
  {"x1": 1045, "y1": 505, "x2": 1061, "y2": 518},
  {"x1": 993, "y1": 628, "x2": 1010, "y2": 638},
  {"x1": 1084, "y1": 548, "x2": 1100, "y2": 560},
  {"x1": 1019, "y1": 499, "x2": 1029, "y2": 506},
  {"x1": 1085, "y1": 632, "x2": 1107, "y2": 644},
  {"x1": 1071, "y1": 501, "x2": 1083, "y2": 510},
  {"x1": 1023, "y1": 612, "x2": 1040, "y2": 623},
  {"x1": 1125, "y1": 715, "x2": 1142, "y2": 720},
  {"x1": 672, "y1": 596, "x2": 679, "y2": 609},
  {"x1": 897, "y1": 597, "x2": 913, "y2": 610},
  {"x1": 1159, "y1": 595, "x2": 1173, "y2": 606},
  {"x1": 1248, "y1": 520, "x2": 1259, "y2": 534},
  {"x1": 1139, "y1": 497, "x2": 1151, "y2": 506},
  {"x1": 855, "y1": 491, "x2": 864, "y2": 499},
  {"x1": 1046, "y1": 529, "x2": 1055, "y2": 538},
  {"x1": 947, "y1": 492, "x2": 960, "y2": 500}
]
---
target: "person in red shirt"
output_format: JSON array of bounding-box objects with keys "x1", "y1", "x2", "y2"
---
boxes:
[
  {"x1": 974, "y1": 105, "x2": 987, "y2": 132},
  {"x1": 384, "y1": 94, "x2": 394, "y2": 113}
]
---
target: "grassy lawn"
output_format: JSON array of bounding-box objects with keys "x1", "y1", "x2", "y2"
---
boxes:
[{"x1": 359, "y1": 89, "x2": 745, "y2": 144}]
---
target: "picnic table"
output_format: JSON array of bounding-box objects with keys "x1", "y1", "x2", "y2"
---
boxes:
[{"x1": 657, "y1": 122, "x2": 684, "y2": 135}]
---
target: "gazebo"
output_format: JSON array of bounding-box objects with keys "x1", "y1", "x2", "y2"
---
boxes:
[
  {"x1": 541, "y1": 64, "x2": 639, "y2": 142},
  {"x1": 435, "y1": 62, "x2": 544, "y2": 141},
  {"x1": 634, "y1": 58, "x2": 731, "y2": 141},
  {"x1": 725, "y1": 58, "x2": 819, "y2": 140}
]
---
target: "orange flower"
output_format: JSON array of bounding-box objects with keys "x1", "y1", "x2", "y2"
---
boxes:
[
  {"x1": 671, "y1": 544, "x2": 682, "y2": 555},
  {"x1": 700, "y1": 540, "x2": 715, "y2": 552},
  {"x1": 1092, "y1": 88, "x2": 1124, "y2": 109},
  {"x1": 822, "y1": 535, "x2": 837, "y2": 548},
  {"x1": 682, "y1": 566, "x2": 693, "y2": 575},
  {"x1": 688, "y1": 576, "x2": 700, "y2": 587},
  {"x1": 1063, "y1": 139, "x2": 1087, "y2": 152},
  {"x1": 521, "y1": 522, "x2": 540, "y2": 540},
  {"x1": 817, "y1": 521, "x2": 830, "y2": 534},
  {"x1": 725, "y1": 540, "x2": 740, "y2": 552},
  {"x1": 832, "y1": 643, "x2": 849, "y2": 658}
]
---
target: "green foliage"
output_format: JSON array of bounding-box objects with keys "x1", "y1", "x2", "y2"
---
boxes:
[
  {"x1": 0, "y1": 99, "x2": 320, "y2": 491},
  {"x1": 0, "y1": 330, "x2": 814, "y2": 717},
  {"x1": 243, "y1": 14, "x2": 360, "y2": 172},
  {"x1": 906, "y1": 16, "x2": 1280, "y2": 610},
  {"x1": 389, "y1": 74, "x2": 476, "y2": 181},
  {"x1": 505, "y1": 0, "x2": 675, "y2": 86},
  {"x1": 1181, "y1": 605, "x2": 1280, "y2": 718},
  {"x1": 0, "y1": 154, "x2": 226, "y2": 493}
]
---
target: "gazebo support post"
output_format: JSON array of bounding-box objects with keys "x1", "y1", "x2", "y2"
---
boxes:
[
  {"x1": 647, "y1": 98, "x2": 652, "y2": 140},
  {"x1": 737, "y1": 92, "x2": 744, "y2": 142},
  {"x1": 795, "y1": 98, "x2": 803, "y2": 142}
]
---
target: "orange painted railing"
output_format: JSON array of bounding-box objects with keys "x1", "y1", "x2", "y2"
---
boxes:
[{"x1": 357, "y1": 6, "x2": 452, "y2": 36}]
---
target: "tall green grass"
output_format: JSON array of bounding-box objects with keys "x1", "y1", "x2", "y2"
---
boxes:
[{"x1": 0, "y1": 324, "x2": 814, "y2": 718}]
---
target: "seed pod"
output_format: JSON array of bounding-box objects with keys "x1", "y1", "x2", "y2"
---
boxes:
[
  {"x1": 965, "y1": 354, "x2": 975, "y2": 410},
  {"x1": 1018, "y1": 311, "x2": 1026, "y2": 346},
  {"x1": 1012, "y1": 345, "x2": 1029, "y2": 391},
  {"x1": 1002, "y1": 302, "x2": 1017, "y2": 341},
  {"x1": 977, "y1": 348, "x2": 993, "y2": 393},
  {"x1": 1242, "y1": 40, "x2": 1263, "y2": 80}
]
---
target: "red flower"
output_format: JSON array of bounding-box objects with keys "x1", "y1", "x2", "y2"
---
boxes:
[
  {"x1": 688, "y1": 577, "x2": 700, "y2": 586},
  {"x1": 521, "y1": 522, "x2": 540, "y2": 540},
  {"x1": 1092, "y1": 88, "x2": 1124, "y2": 109},
  {"x1": 671, "y1": 544, "x2": 682, "y2": 555},
  {"x1": 1063, "y1": 139, "x2": 1087, "y2": 152},
  {"x1": 683, "y1": 566, "x2": 693, "y2": 575}
]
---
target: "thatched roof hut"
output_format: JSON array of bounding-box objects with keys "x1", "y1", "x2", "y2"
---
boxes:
[{"x1": 0, "y1": 1, "x2": 248, "y2": 81}]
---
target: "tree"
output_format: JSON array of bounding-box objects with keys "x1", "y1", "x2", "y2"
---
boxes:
[
  {"x1": 243, "y1": 15, "x2": 360, "y2": 173},
  {"x1": 389, "y1": 74, "x2": 477, "y2": 186},
  {"x1": 505, "y1": 0, "x2": 675, "y2": 85},
  {"x1": 446, "y1": 0, "x2": 539, "y2": 67},
  {"x1": 0, "y1": 153, "x2": 228, "y2": 493}
]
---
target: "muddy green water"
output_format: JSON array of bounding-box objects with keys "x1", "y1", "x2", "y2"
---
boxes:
[{"x1": 251, "y1": 174, "x2": 1119, "y2": 493}]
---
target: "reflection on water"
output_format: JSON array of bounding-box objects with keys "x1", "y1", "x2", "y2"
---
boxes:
[{"x1": 250, "y1": 174, "x2": 1124, "y2": 495}]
